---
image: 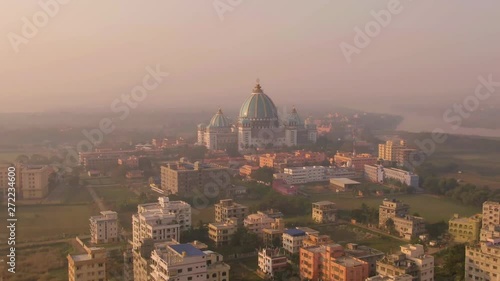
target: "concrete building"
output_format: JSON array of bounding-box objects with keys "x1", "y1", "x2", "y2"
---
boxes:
[
  {"x1": 344, "y1": 243, "x2": 384, "y2": 277},
  {"x1": 379, "y1": 199, "x2": 410, "y2": 227},
  {"x1": 244, "y1": 212, "x2": 276, "y2": 238},
  {"x1": 330, "y1": 178, "x2": 361, "y2": 190},
  {"x1": 312, "y1": 201, "x2": 337, "y2": 223},
  {"x1": 214, "y1": 199, "x2": 249, "y2": 225},
  {"x1": 239, "y1": 165, "x2": 259, "y2": 177},
  {"x1": 282, "y1": 227, "x2": 319, "y2": 254},
  {"x1": 132, "y1": 200, "x2": 184, "y2": 251},
  {"x1": 367, "y1": 274, "x2": 414, "y2": 281},
  {"x1": 196, "y1": 108, "x2": 238, "y2": 151},
  {"x1": 378, "y1": 140, "x2": 408, "y2": 162},
  {"x1": 0, "y1": 163, "x2": 12, "y2": 201},
  {"x1": 333, "y1": 152, "x2": 378, "y2": 172},
  {"x1": 392, "y1": 216, "x2": 426, "y2": 240},
  {"x1": 150, "y1": 240, "x2": 230, "y2": 281},
  {"x1": 137, "y1": 197, "x2": 191, "y2": 231},
  {"x1": 482, "y1": 201, "x2": 500, "y2": 230},
  {"x1": 365, "y1": 165, "x2": 419, "y2": 188},
  {"x1": 262, "y1": 218, "x2": 285, "y2": 246},
  {"x1": 300, "y1": 244, "x2": 369, "y2": 281},
  {"x1": 67, "y1": 241, "x2": 107, "y2": 281},
  {"x1": 376, "y1": 244, "x2": 433, "y2": 281},
  {"x1": 303, "y1": 233, "x2": 334, "y2": 247},
  {"x1": 160, "y1": 159, "x2": 231, "y2": 197},
  {"x1": 465, "y1": 238, "x2": 500, "y2": 281},
  {"x1": 19, "y1": 164, "x2": 51, "y2": 199},
  {"x1": 208, "y1": 219, "x2": 238, "y2": 247},
  {"x1": 90, "y1": 211, "x2": 119, "y2": 244},
  {"x1": 258, "y1": 248, "x2": 288, "y2": 278},
  {"x1": 400, "y1": 244, "x2": 434, "y2": 281},
  {"x1": 448, "y1": 214, "x2": 482, "y2": 243}
]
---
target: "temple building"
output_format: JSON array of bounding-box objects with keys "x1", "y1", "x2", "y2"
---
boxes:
[{"x1": 197, "y1": 81, "x2": 317, "y2": 151}]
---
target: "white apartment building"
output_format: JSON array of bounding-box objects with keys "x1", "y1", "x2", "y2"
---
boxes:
[
  {"x1": 132, "y1": 201, "x2": 183, "y2": 250},
  {"x1": 465, "y1": 238, "x2": 500, "y2": 281},
  {"x1": 244, "y1": 213, "x2": 276, "y2": 238},
  {"x1": 258, "y1": 248, "x2": 288, "y2": 278},
  {"x1": 365, "y1": 165, "x2": 419, "y2": 188},
  {"x1": 482, "y1": 201, "x2": 500, "y2": 230},
  {"x1": 150, "y1": 241, "x2": 230, "y2": 281},
  {"x1": 208, "y1": 219, "x2": 238, "y2": 247},
  {"x1": 275, "y1": 166, "x2": 357, "y2": 185},
  {"x1": 90, "y1": 211, "x2": 119, "y2": 244},
  {"x1": 67, "y1": 241, "x2": 107, "y2": 281},
  {"x1": 137, "y1": 197, "x2": 192, "y2": 231},
  {"x1": 400, "y1": 244, "x2": 434, "y2": 281},
  {"x1": 282, "y1": 227, "x2": 319, "y2": 254}
]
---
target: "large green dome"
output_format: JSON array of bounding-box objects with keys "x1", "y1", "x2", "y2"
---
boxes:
[{"x1": 239, "y1": 83, "x2": 279, "y2": 120}]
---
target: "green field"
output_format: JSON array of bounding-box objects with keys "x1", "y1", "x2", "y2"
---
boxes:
[
  {"x1": 227, "y1": 258, "x2": 262, "y2": 281},
  {"x1": 0, "y1": 204, "x2": 97, "y2": 242}
]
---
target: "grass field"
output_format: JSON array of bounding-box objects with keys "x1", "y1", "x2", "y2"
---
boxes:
[
  {"x1": 0, "y1": 204, "x2": 97, "y2": 242},
  {"x1": 228, "y1": 258, "x2": 262, "y2": 281}
]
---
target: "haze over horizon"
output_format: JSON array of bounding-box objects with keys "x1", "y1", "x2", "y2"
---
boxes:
[{"x1": 1, "y1": 1, "x2": 500, "y2": 114}]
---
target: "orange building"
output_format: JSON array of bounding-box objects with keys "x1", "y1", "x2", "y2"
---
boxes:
[
  {"x1": 239, "y1": 165, "x2": 259, "y2": 177},
  {"x1": 300, "y1": 244, "x2": 369, "y2": 281}
]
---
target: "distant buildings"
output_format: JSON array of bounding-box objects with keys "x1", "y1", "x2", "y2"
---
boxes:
[
  {"x1": 379, "y1": 199, "x2": 410, "y2": 227},
  {"x1": 258, "y1": 248, "x2": 288, "y2": 278},
  {"x1": 214, "y1": 199, "x2": 249, "y2": 225},
  {"x1": 149, "y1": 240, "x2": 230, "y2": 281},
  {"x1": 18, "y1": 164, "x2": 52, "y2": 199},
  {"x1": 448, "y1": 214, "x2": 482, "y2": 243},
  {"x1": 333, "y1": 152, "x2": 378, "y2": 172},
  {"x1": 482, "y1": 201, "x2": 500, "y2": 234},
  {"x1": 378, "y1": 140, "x2": 407, "y2": 162},
  {"x1": 344, "y1": 243, "x2": 384, "y2": 277},
  {"x1": 274, "y1": 165, "x2": 356, "y2": 185},
  {"x1": 365, "y1": 165, "x2": 419, "y2": 188},
  {"x1": 90, "y1": 211, "x2": 119, "y2": 244},
  {"x1": 160, "y1": 158, "x2": 230, "y2": 197},
  {"x1": 196, "y1": 82, "x2": 316, "y2": 152},
  {"x1": 312, "y1": 201, "x2": 338, "y2": 224},
  {"x1": 239, "y1": 164, "x2": 259, "y2": 177},
  {"x1": 67, "y1": 239, "x2": 107, "y2": 281}
]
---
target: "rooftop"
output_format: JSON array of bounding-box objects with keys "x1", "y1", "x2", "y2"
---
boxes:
[
  {"x1": 334, "y1": 256, "x2": 366, "y2": 267},
  {"x1": 284, "y1": 229, "x2": 306, "y2": 237},
  {"x1": 329, "y1": 178, "x2": 360, "y2": 185},
  {"x1": 313, "y1": 201, "x2": 336, "y2": 206},
  {"x1": 170, "y1": 244, "x2": 205, "y2": 257}
]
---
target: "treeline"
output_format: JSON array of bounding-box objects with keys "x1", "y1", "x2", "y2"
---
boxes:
[
  {"x1": 252, "y1": 190, "x2": 311, "y2": 217},
  {"x1": 421, "y1": 177, "x2": 500, "y2": 206}
]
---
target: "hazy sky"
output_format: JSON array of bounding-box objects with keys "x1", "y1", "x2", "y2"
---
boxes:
[{"x1": 1, "y1": 1, "x2": 500, "y2": 113}]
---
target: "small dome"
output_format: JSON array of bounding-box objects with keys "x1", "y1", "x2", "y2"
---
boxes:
[
  {"x1": 208, "y1": 109, "x2": 230, "y2": 128},
  {"x1": 239, "y1": 82, "x2": 278, "y2": 120},
  {"x1": 287, "y1": 107, "x2": 303, "y2": 126}
]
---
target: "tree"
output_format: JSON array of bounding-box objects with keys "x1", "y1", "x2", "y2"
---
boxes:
[
  {"x1": 251, "y1": 167, "x2": 274, "y2": 184},
  {"x1": 385, "y1": 218, "x2": 396, "y2": 234}
]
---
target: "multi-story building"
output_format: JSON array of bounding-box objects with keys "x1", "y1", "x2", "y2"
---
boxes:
[
  {"x1": 208, "y1": 218, "x2": 238, "y2": 247},
  {"x1": 196, "y1": 108, "x2": 238, "y2": 151},
  {"x1": 67, "y1": 242, "x2": 107, "y2": 281},
  {"x1": 365, "y1": 165, "x2": 419, "y2": 188},
  {"x1": 344, "y1": 243, "x2": 385, "y2": 277},
  {"x1": 378, "y1": 140, "x2": 407, "y2": 162},
  {"x1": 118, "y1": 156, "x2": 139, "y2": 169},
  {"x1": 400, "y1": 244, "x2": 434, "y2": 281},
  {"x1": 300, "y1": 244, "x2": 369, "y2": 281},
  {"x1": 367, "y1": 274, "x2": 414, "y2": 281},
  {"x1": 149, "y1": 240, "x2": 230, "y2": 281},
  {"x1": 258, "y1": 248, "x2": 288, "y2": 279},
  {"x1": 214, "y1": 199, "x2": 249, "y2": 225},
  {"x1": 396, "y1": 148, "x2": 418, "y2": 167},
  {"x1": 90, "y1": 211, "x2": 119, "y2": 244},
  {"x1": 282, "y1": 227, "x2": 319, "y2": 254},
  {"x1": 480, "y1": 225, "x2": 500, "y2": 241},
  {"x1": 0, "y1": 163, "x2": 12, "y2": 200},
  {"x1": 392, "y1": 215, "x2": 426, "y2": 240},
  {"x1": 376, "y1": 244, "x2": 433, "y2": 281},
  {"x1": 312, "y1": 201, "x2": 337, "y2": 223},
  {"x1": 379, "y1": 199, "x2": 410, "y2": 227},
  {"x1": 160, "y1": 158, "x2": 231, "y2": 197},
  {"x1": 276, "y1": 166, "x2": 355, "y2": 184},
  {"x1": 137, "y1": 197, "x2": 191, "y2": 231},
  {"x1": 448, "y1": 214, "x2": 482, "y2": 243},
  {"x1": 465, "y1": 238, "x2": 500, "y2": 281},
  {"x1": 244, "y1": 213, "x2": 276, "y2": 238},
  {"x1": 19, "y1": 164, "x2": 51, "y2": 199},
  {"x1": 482, "y1": 201, "x2": 500, "y2": 231},
  {"x1": 239, "y1": 165, "x2": 259, "y2": 177},
  {"x1": 302, "y1": 233, "x2": 334, "y2": 247},
  {"x1": 262, "y1": 218, "x2": 285, "y2": 246},
  {"x1": 376, "y1": 254, "x2": 420, "y2": 281},
  {"x1": 333, "y1": 152, "x2": 378, "y2": 172}
]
